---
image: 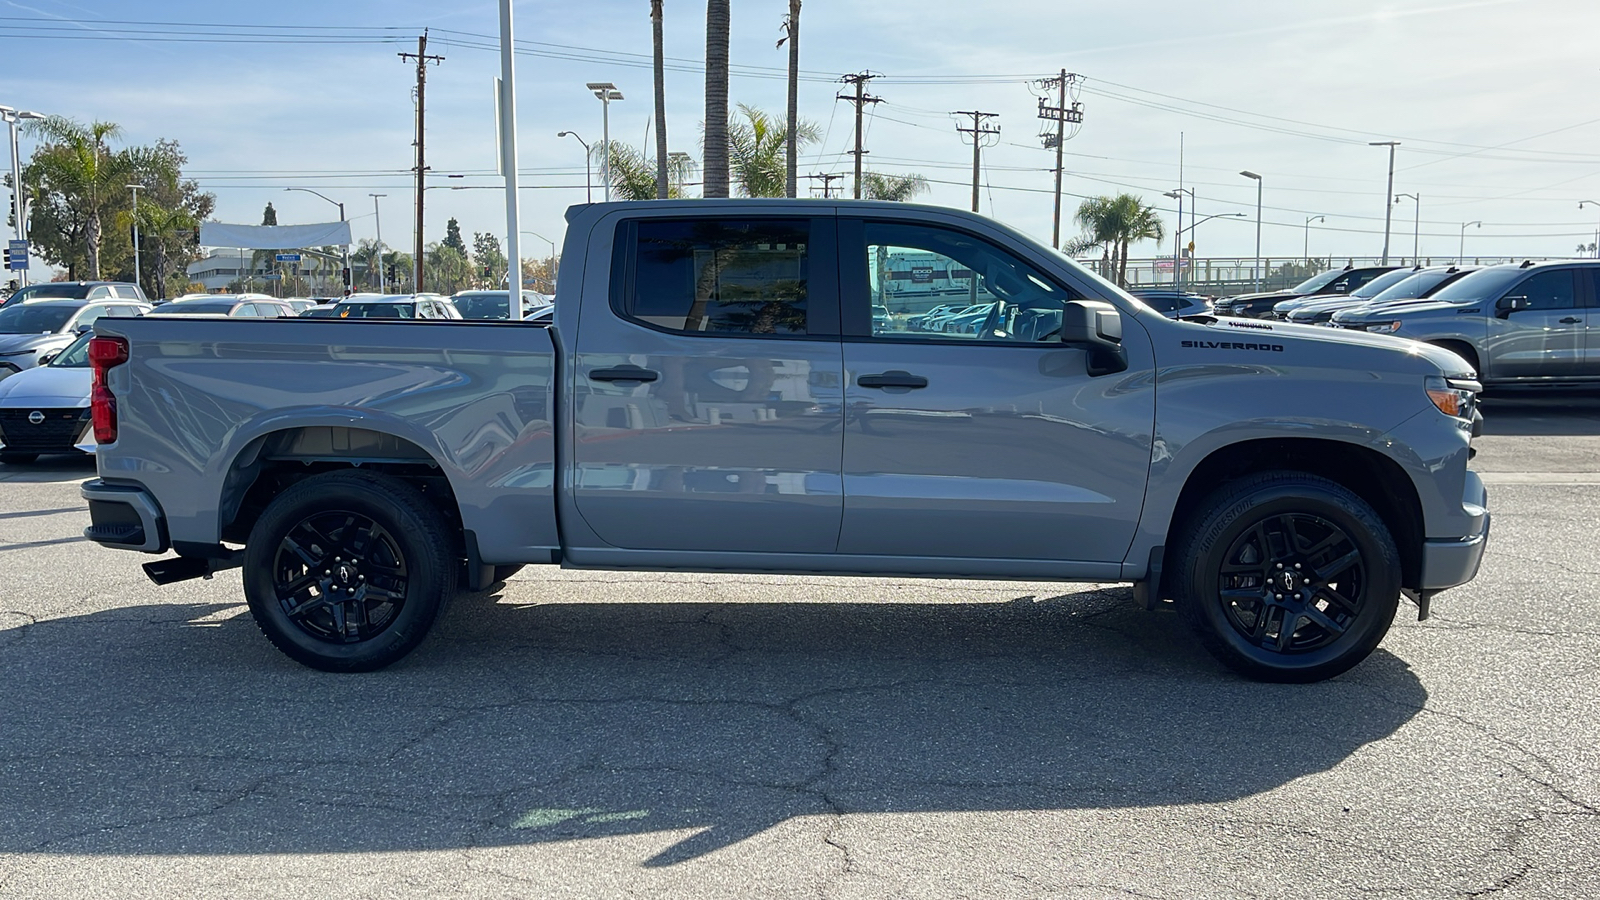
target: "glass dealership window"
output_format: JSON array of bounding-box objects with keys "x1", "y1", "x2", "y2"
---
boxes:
[{"x1": 629, "y1": 219, "x2": 810, "y2": 336}]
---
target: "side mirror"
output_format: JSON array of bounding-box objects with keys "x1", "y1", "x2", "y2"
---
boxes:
[
  {"x1": 37, "y1": 351, "x2": 58, "y2": 365},
  {"x1": 74, "y1": 322, "x2": 95, "y2": 334},
  {"x1": 1496, "y1": 295, "x2": 1526, "y2": 319},
  {"x1": 1060, "y1": 300, "x2": 1128, "y2": 376}
]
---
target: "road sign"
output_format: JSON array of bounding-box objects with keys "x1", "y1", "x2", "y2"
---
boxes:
[
  {"x1": 7, "y1": 240, "x2": 27, "y2": 270},
  {"x1": 259, "y1": 273, "x2": 282, "y2": 280},
  {"x1": 274, "y1": 253, "x2": 301, "y2": 262}
]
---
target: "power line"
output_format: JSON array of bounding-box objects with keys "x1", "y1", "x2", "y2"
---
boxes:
[
  {"x1": 837, "y1": 73, "x2": 882, "y2": 199},
  {"x1": 953, "y1": 110, "x2": 1000, "y2": 214}
]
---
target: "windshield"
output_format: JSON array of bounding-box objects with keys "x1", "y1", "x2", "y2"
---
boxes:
[
  {"x1": 338, "y1": 303, "x2": 415, "y2": 319},
  {"x1": 452, "y1": 293, "x2": 510, "y2": 319},
  {"x1": 1372, "y1": 270, "x2": 1454, "y2": 301},
  {"x1": 48, "y1": 331, "x2": 94, "y2": 368},
  {"x1": 1348, "y1": 268, "x2": 1416, "y2": 299},
  {"x1": 1291, "y1": 269, "x2": 1345, "y2": 294},
  {"x1": 2, "y1": 284, "x2": 92, "y2": 306},
  {"x1": 156, "y1": 302, "x2": 234, "y2": 315},
  {"x1": 0, "y1": 304, "x2": 74, "y2": 333},
  {"x1": 1426, "y1": 266, "x2": 1525, "y2": 302}
]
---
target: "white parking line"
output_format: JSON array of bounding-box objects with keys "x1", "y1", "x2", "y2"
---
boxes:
[{"x1": 1477, "y1": 472, "x2": 1600, "y2": 485}]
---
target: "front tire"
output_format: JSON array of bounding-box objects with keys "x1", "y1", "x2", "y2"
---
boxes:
[
  {"x1": 1171, "y1": 472, "x2": 1401, "y2": 683},
  {"x1": 243, "y1": 471, "x2": 458, "y2": 672}
]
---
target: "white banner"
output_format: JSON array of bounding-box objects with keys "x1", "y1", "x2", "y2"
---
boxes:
[{"x1": 200, "y1": 221, "x2": 353, "y2": 249}]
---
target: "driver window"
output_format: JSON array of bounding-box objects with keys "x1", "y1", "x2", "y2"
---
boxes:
[
  {"x1": 863, "y1": 222, "x2": 1073, "y2": 343},
  {"x1": 1509, "y1": 270, "x2": 1576, "y2": 311}
]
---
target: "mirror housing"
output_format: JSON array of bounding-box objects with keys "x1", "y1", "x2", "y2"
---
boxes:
[
  {"x1": 1496, "y1": 295, "x2": 1526, "y2": 319},
  {"x1": 1060, "y1": 300, "x2": 1128, "y2": 376},
  {"x1": 74, "y1": 322, "x2": 95, "y2": 334},
  {"x1": 36, "y1": 351, "x2": 58, "y2": 365}
]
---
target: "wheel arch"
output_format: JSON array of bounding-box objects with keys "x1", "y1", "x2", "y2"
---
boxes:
[{"x1": 1160, "y1": 437, "x2": 1426, "y2": 593}]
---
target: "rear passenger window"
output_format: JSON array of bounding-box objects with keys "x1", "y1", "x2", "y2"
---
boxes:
[{"x1": 626, "y1": 219, "x2": 810, "y2": 336}]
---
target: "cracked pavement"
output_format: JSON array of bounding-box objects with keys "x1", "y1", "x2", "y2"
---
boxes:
[{"x1": 1, "y1": 395, "x2": 1598, "y2": 899}]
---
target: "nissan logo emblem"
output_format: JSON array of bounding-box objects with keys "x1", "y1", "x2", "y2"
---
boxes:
[{"x1": 27, "y1": 410, "x2": 45, "y2": 425}]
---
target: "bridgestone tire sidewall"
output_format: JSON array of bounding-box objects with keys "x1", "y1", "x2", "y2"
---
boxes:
[
  {"x1": 1175, "y1": 476, "x2": 1401, "y2": 683},
  {"x1": 243, "y1": 472, "x2": 455, "y2": 673}
]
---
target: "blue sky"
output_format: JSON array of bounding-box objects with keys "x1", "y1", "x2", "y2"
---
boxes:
[{"x1": 4, "y1": 0, "x2": 1600, "y2": 269}]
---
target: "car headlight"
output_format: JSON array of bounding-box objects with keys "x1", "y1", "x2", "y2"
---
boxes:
[
  {"x1": 1425, "y1": 375, "x2": 1479, "y2": 419},
  {"x1": 1365, "y1": 321, "x2": 1402, "y2": 333}
]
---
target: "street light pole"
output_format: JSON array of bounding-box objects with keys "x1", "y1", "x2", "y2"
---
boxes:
[
  {"x1": 585, "y1": 83, "x2": 623, "y2": 203},
  {"x1": 521, "y1": 230, "x2": 557, "y2": 292},
  {"x1": 125, "y1": 184, "x2": 141, "y2": 295},
  {"x1": 369, "y1": 193, "x2": 387, "y2": 293},
  {"x1": 1459, "y1": 221, "x2": 1481, "y2": 264},
  {"x1": 1304, "y1": 215, "x2": 1325, "y2": 265},
  {"x1": 1396, "y1": 193, "x2": 1420, "y2": 262},
  {"x1": 1240, "y1": 170, "x2": 1262, "y2": 291},
  {"x1": 1163, "y1": 187, "x2": 1195, "y2": 291},
  {"x1": 285, "y1": 187, "x2": 349, "y2": 294},
  {"x1": 1578, "y1": 201, "x2": 1600, "y2": 258},
  {"x1": 557, "y1": 131, "x2": 592, "y2": 203},
  {"x1": 1370, "y1": 141, "x2": 1400, "y2": 264},
  {"x1": 1, "y1": 107, "x2": 44, "y2": 286}
]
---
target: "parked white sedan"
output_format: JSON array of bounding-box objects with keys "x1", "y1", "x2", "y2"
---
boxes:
[{"x1": 0, "y1": 331, "x2": 95, "y2": 464}]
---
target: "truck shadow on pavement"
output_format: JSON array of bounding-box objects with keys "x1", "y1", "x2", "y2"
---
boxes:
[
  {"x1": 0, "y1": 583, "x2": 1426, "y2": 866},
  {"x1": 1479, "y1": 390, "x2": 1600, "y2": 436}
]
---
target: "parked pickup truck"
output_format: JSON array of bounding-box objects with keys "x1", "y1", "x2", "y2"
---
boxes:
[
  {"x1": 81, "y1": 200, "x2": 1490, "y2": 682},
  {"x1": 1330, "y1": 259, "x2": 1600, "y2": 383}
]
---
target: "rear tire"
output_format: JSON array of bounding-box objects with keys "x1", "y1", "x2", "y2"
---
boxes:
[
  {"x1": 1171, "y1": 471, "x2": 1401, "y2": 683},
  {"x1": 243, "y1": 470, "x2": 458, "y2": 672},
  {"x1": 0, "y1": 452, "x2": 39, "y2": 465}
]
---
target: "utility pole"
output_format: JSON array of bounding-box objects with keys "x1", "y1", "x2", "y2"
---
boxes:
[
  {"x1": 804, "y1": 172, "x2": 844, "y2": 198},
  {"x1": 400, "y1": 31, "x2": 444, "y2": 293},
  {"x1": 370, "y1": 193, "x2": 387, "y2": 293},
  {"x1": 954, "y1": 110, "x2": 1000, "y2": 213},
  {"x1": 837, "y1": 72, "x2": 881, "y2": 199},
  {"x1": 1370, "y1": 140, "x2": 1399, "y2": 264},
  {"x1": 1035, "y1": 70, "x2": 1083, "y2": 248}
]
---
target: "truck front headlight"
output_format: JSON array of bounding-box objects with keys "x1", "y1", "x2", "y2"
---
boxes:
[
  {"x1": 1425, "y1": 375, "x2": 1479, "y2": 420},
  {"x1": 1366, "y1": 321, "x2": 1402, "y2": 334}
]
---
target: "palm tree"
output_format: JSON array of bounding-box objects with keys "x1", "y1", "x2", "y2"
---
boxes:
[
  {"x1": 860, "y1": 171, "x2": 928, "y2": 202},
  {"x1": 595, "y1": 142, "x2": 695, "y2": 200},
  {"x1": 703, "y1": 0, "x2": 730, "y2": 198},
  {"x1": 651, "y1": 0, "x2": 669, "y2": 200},
  {"x1": 119, "y1": 202, "x2": 197, "y2": 300},
  {"x1": 1072, "y1": 194, "x2": 1164, "y2": 286},
  {"x1": 779, "y1": 0, "x2": 802, "y2": 198},
  {"x1": 727, "y1": 104, "x2": 820, "y2": 198},
  {"x1": 23, "y1": 116, "x2": 166, "y2": 280}
]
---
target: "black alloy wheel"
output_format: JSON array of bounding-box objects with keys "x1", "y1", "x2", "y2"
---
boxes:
[
  {"x1": 1172, "y1": 472, "x2": 1401, "y2": 683},
  {"x1": 243, "y1": 470, "x2": 456, "y2": 672}
]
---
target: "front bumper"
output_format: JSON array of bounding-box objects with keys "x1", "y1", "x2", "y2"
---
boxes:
[
  {"x1": 81, "y1": 479, "x2": 169, "y2": 554},
  {"x1": 1418, "y1": 469, "x2": 1489, "y2": 591}
]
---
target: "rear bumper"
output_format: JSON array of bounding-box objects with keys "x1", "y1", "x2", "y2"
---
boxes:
[
  {"x1": 81, "y1": 478, "x2": 168, "y2": 554},
  {"x1": 1418, "y1": 469, "x2": 1489, "y2": 591}
]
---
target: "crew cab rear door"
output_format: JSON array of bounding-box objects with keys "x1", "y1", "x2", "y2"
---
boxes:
[
  {"x1": 1484, "y1": 267, "x2": 1586, "y2": 378},
  {"x1": 567, "y1": 214, "x2": 846, "y2": 553},
  {"x1": 834, "y1": 216, "x2": 1155, "y2": 566}
]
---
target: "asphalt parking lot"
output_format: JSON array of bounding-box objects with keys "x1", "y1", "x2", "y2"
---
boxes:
[{"x1": 0, "y1": 392, "x2": 1596, "y2": 899}]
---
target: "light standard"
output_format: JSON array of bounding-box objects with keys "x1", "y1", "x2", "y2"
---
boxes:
[
  {"x1": 1304, "y1": 215, "x2": 1325, "y2": 266},
  {"x1": 1163, "y1": 187, "x2": 1194, "y2": 290},
  {"x1": 521, "y1": 230, "x2": 557, "y2": 292},
  {"x1": 125, "y1": 184, "x2": 142, "y2": 295},
  {"x1": 1395, "y1": 193, "x2": 1420, "y2": 262},
  {"x1": 1459, "y1": 221, "x2": 1481, "y2": 264},
  {"x1": 284, "y1": 187, "x2": 349, "y2": 294},
  {"x1": 1240, "y1": 170, "x2": 1263, "y2": 291},
  {"x1": 369, "y1": 193, "x2": 387, "y2": 293},
  {"x1": 557, "y1": 131, "x2": 592, "y2": 203},
  {"x1": 1577, "y1": 201, "x2": 1600, "y2": 258},
  {"x1": 1, "y1": 106, "x2": 45, "y2": 286},
  {"x1": 1370, "y1": 140, "x2": 1400, "y2": 264},
  {"x1": 584, "y1": 83, "x2": 624, "y2": 203}
]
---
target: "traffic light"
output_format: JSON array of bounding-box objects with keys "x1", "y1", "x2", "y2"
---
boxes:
[
  {"x1": 341, "y1": 266, "x2": 351, "y2": 287},
  {"x1": 192, "y1": 224, "x2": 201, "y2": 244},
  {"x1": 386, "y1": 263, "x2": 396, "y2": 282},
  {"x1": 2, "y1": 246, "x2": 9, "y2": 269}
]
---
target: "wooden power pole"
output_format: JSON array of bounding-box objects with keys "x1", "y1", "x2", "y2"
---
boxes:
[
  {"x1": 837, "y1": 72, "x2": 881, "y2": 199},
  {"x1": 953, "y1": 110, "x2": 999, "y2": 213},
  {"x1": 399, "y1": 31, "x2": 444, "y2": 292}
]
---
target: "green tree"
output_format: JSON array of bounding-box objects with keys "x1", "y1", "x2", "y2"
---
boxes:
[
  {"x1": 860, "y1": 171, "x2": 929, "y2": 202},
  {"x1": 727, "y1": 104, "x2": 820, "y2": 198},
  {"x1": 1072, "y1": 193, "x2": 1165, "y2": 287},
  {"x1": 596, "y1": 142, "x2": 696, "y2": 201},
  {"x1": 261, "y1": 202, "x2": 277, "y2": 226},
  {"x1": 473, "y1": 232, "x2": 507, "y2": 288},
  {"x1": 443, "y1": 217, "x2": 467, "y2": 255},
  {"x1": 425, "y1": 242, "x2": 471, "y2": 294},
  {"x1": 250, "y1": 202, "x2": 280, "y2": 288},
  {"x1": 118, "y1": 203, "x2": 196, "y2": 300},
  {"x1": 21, "y1": 116, "x2": 174, "y2": 279},
  {"x1": 703, "y1": 0, "x2": 731, "y2": 198}
]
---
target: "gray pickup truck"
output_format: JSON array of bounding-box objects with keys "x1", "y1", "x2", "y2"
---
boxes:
[
  {"x1": 80, "y1": 200, "x2": 1489, "y2": 682},
  {"x1": 1330, "y1": 259, "x2": 1600, "y2": 383}
]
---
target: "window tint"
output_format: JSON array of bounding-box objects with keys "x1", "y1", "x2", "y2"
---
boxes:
[
  {"x1": 863, "y1": 221, "x2": 1074, "y2": 343},
  {"x1": 1509, "y1": 269, "x2": 1577, "y2": 310},
  {"x1": 86, "y1": 286, "x2": 113, "y2": 299},
  {"x1": 628, "y1": 219, "x2": 810, "y2": 336}
]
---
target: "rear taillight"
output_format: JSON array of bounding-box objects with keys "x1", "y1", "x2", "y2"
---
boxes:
[{"x1": 89, "y1": 336, "x2": 129, "y2": 445}]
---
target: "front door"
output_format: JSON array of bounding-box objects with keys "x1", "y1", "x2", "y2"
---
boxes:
[
  {"x1": 1484, "y1": 268, "x2": 1586, "y2": 378},
  {"x1": 569, "y1": 215, "x2": 846, "y2": 554},
  {"x1": 835, "y1": 218, "x2": 1155, "y2": 567}
]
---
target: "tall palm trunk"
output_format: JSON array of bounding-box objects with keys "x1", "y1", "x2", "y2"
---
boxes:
[
  {"x1": 652, "y1": 0, "x2": 669, "y2": 199},
  {"x1": 85, "y1": 210, "x2": 102, "y2": 280},
  {"x1": 784, "y1": 0, "x2": 801, "y2": 198},
  {"x1": 703, "y1": 0, "x2": 730, "y2": 198}
]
